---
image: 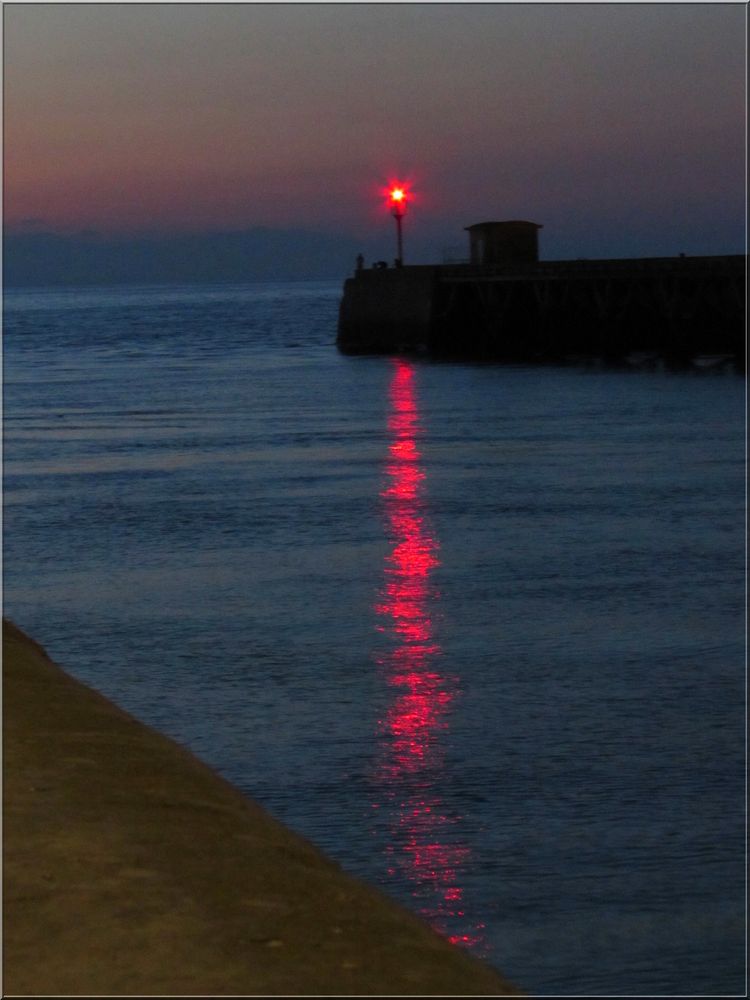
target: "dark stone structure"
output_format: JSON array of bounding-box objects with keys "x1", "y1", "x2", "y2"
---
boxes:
[
  {"x1": 465, "y1": 220, "x2": 542, "y2": 267},
  {"x1": 337, "y1": 223, "x2": 745, "y2": 369},
  {"x1": 338, "y1": 265, "x2": 439, "y2": 355}
]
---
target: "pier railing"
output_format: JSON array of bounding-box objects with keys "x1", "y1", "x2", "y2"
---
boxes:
[{"x1": 437, "y1": 254, "x2": 745, "y2": 282}]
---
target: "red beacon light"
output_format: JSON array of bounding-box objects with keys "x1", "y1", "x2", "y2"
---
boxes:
[
  {"x1": 389, "y1": 187, "x2": 407, "y2": 216},
  {"x1": 387, "y1": 184, "x2": 410, "y2": 265}
]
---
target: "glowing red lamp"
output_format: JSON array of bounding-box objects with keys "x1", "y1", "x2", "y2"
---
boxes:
[{"x1": 389, "y1": 185, "x2": 408, "y2": 264}]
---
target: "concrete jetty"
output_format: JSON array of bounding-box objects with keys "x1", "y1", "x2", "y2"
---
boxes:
[
  {"x1": 337, "y1": 221, "x2": 745, "y2": 367},
  {"x1": 2, "y1": 620, "x2": 522, "y2": 996}
]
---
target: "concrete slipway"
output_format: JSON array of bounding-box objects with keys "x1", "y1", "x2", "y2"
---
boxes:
[{"x1": 3, "y1": 620, "x2": 522, "y2": 996}]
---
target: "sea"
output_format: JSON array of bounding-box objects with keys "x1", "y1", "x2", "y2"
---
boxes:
[{"x1": 2, "y1": 280, "x2": 746, "y2": 996}]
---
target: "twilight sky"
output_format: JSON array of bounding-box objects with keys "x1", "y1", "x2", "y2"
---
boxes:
[{"x1": 4, "y1": 2, "x2": 746, "y2": 263}]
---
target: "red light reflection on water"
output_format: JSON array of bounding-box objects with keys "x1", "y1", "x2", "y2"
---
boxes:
[{"x1": 372, "y1": 359, "x2": 486, "y2": 953}]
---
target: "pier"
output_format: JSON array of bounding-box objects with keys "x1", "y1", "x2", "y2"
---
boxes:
[{"x1": 337, "y1": 222, "x2": 745, "y2": 368}]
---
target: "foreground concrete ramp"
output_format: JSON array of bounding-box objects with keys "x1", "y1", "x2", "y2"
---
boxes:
[{"x1": 3, "y1": 620, "x2": 522, "y2": 996}]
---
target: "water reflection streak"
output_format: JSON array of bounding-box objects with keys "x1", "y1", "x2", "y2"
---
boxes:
[{"x1": 372, "y1": 358, "x2": 485, "y2": 951}]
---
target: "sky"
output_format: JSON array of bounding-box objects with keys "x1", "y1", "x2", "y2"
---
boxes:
[{"x1": 3, "y1": 2, "x2": 747, "y2": 266}]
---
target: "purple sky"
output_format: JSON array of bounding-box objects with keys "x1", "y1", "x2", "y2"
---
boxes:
[{"x1": 4, "y1": 2, "x2": 746, "y2": 261}]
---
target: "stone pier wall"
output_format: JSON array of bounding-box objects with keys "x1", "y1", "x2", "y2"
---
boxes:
[
  {"x1": 337, "y1": 266, "x2": 439, "y2": 354},
  {"x1": 337, "y1": 255, "x2": 745, "y2": 367}
]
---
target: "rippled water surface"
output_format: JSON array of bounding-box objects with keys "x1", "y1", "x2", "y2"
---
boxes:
[{"x1": 3, "y1": 282, "x2": 745, "y2": 995}]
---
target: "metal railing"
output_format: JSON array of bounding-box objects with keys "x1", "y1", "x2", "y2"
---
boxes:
[{"x1": 437, "y1": 255, "x2": 745, "y2": 281}]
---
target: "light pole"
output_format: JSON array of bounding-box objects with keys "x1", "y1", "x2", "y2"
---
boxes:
[{"x1": 390, "y1": 187, "x2": 406, "y2": 265}]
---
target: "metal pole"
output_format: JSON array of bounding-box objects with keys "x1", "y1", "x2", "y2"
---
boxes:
[{"x1": 395, "y1": 212, "x2": 403, "y2": 264}]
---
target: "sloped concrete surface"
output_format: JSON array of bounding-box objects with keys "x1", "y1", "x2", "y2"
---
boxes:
[{"x1": 3, "y1": 620, "x2": 522, "y2": 996}]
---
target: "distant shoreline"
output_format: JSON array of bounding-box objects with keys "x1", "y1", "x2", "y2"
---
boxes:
[
  {"x1": 3, "y1": 227, "x2": 361, "y2": 288},
  {"x1": 3, "y1": 275, "x2": 344, "y2": 293}
]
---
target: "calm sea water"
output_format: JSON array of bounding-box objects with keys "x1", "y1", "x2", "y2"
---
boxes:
[{"x1": 3, "y1": 281, "x2": 746, "y2": 995}]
